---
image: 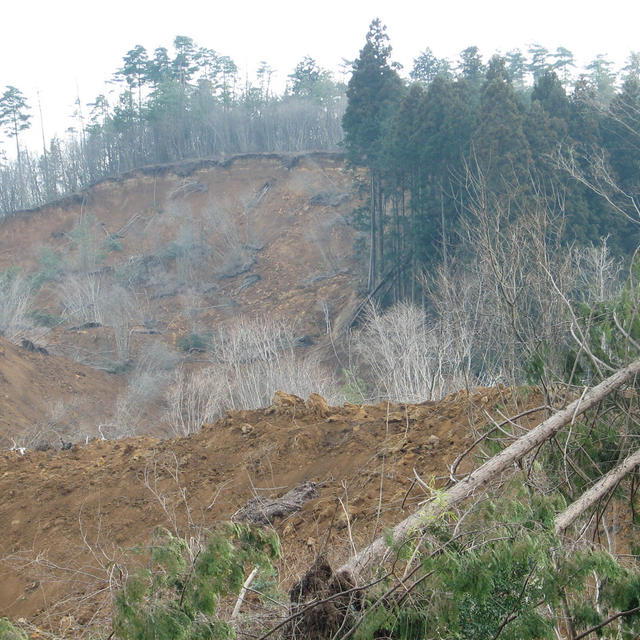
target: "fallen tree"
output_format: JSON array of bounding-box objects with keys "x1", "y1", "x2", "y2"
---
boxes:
[
  {"x1": 555, "y1": 445, "x2": 640, "y2": 535},
  {"x1": 338, "y1": 356, "x2": 640, "y2": 581}
]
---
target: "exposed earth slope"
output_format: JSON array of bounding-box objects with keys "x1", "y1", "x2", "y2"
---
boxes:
[
  {"x1": 0, "y1": 386, "x2": 538, "y2": 636},
  {"x1": 0, "y1": 152, "x2": 363, "y2": 442},
  {"x1": 0, "y1": 336, "x2": 123, "y2": 449},
  {"x1": 0, "y1": 152, "x2": 361, "y2": 340}
]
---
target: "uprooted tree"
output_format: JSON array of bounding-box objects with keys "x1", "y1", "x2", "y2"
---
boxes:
[{"x1": 272, "y1": 355, "x2": 640, "y2": 640}]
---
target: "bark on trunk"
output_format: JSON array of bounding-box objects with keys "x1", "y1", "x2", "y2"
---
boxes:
[
  {"x1": 555, "y1": 447, "x2": 640, "y2": 535},
  {"x1": 338, "y1": 358, "x2": 640, "y2": 580}
]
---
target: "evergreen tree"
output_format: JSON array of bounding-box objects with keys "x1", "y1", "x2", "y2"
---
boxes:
[
  {"x1": 115, "y1": 45, "x2": 149, "y2": 114},
  {"x1": 505, "y1": 48, "x2": 528, "y2": 93},
  {"x1": 602, "y1": 76, "x2": 640, "y2": 251},
  {"x1": 473, "y1": 56, "x2": 532, "y2": 195},
  {"x1": 587, "y1": 54, "x2": 617, "y2": 106},
  {"x1": 287, "y1": 56, "x2": 339, "y2": 103},
  {"x1": 343, "y1": 18, "x2": 404, "y2": 169},
  {"x1": 528, "y1": 43, "x2": 551, "y2": 79},
  {"x1": 147, "y1": 47, "x2": 173, "y2": 88},
  {"x1": 0, "y1": 85, "x2": 32, "y2": 201},
  {"x1": 526, "y1": 70, "x2": 570, "y2": 168},
  {"x1": 410, "y1": 48, "x2": 451, "y2": 86},
  {"x1": 457, "y1": 46, "x2": 485, "y2": 104},
  {"x1": 172, "y1": 35, "x2": 200, "y2": 87},
  {"x1": 0, "y1": 86, "x2": 32, "y2": 166},
  {"x1": 551, "y1": 46, "x2": 576, "y2": 86},
  {"x1": 343, "y1": 18, "x2": 404, "y2": 290}
]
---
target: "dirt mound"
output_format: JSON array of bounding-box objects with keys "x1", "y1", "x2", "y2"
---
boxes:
[
  {"x1": 0, "y1": 336, "x2": 123, "y2": 449},
  {"x1": 0, "y1": 385, "x2": 541, "y2": 635}
]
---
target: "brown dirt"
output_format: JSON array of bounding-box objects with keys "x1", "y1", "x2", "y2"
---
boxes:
[
  {"x1": 0, "y1": 152, "x2": 365, "y2": 445},
  {"x1": 0, "y1": 152, "x2": 363, "y2": 344},
  {"x1": 0, "y1": 385, "x2": 540, "y2": 636},
  {"x1": 0, "y1": 337, "x2": 123, "y2": 449}
]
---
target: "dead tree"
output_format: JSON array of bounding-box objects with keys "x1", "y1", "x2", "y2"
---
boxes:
[
  {"x1": 338, "y1": 356, "x2": 640, "y2": 581},
  {"x1": 555, "y1": 445, "x2": 640, "y2": 535}
]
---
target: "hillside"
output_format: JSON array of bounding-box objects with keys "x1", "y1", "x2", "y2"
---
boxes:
[
  {"x1": 0, "y1": 385, "x2": 531, "y2": 635},
  {"x1": 0, "y1": 336, "x2": 122, "y2": 449},
  {"x1": 1, "y1": 152, "x2": 360, "y2": 334},
  {"x1": 0, "y1": 152, "x2": 364, "y2": 440}
]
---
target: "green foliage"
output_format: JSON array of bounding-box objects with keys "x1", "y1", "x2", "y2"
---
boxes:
[
  {"x1": 106, "y1": 359, "x2": 134, "y2": 375},
  {"x1": 104, "y1": 235, "x2": 124, "y2": 253},
  {"x1": 113, "y1": 525, "x2": 279, "y2": 640},
  {"x1": 27, "y1": 308, "x2": 60, "y2": 327},
  {"x1": 0, "y1": 618, "x2": 27, "y2": 640},
  {"x1": 355, "y1": 495, "x2": 640, "y2": 640},
  {"x1": 68, "y1": 214, "x2": 105, "y2": 273},
  {"x1": 31, "y1": 246, "x2": 64, "y2": 289},
  {"x1": 342, "y1": 19, "x2": 404, "y2": 170},
  {"x1": 176, "y1": 332, "x2": 209, "y2": 353},
  {"x1": 0, "y1": 86, "x2": 31, "y2": 144},
  {"x1": 340, "y1": 368, "x2": 367, "y2": 403},
  {"x1": 565, "y1": 262, "x2": 640, "y2": 383}
]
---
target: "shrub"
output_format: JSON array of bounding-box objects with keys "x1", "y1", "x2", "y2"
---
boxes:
[
  {"x1": 0, "y1": 618, "x2": 27, "y2": 640},
  {"x1": 27, "y1": 309, "x2": 60, "y2": 327},
  {"x1": 31, "y1": 246, "x2": 64, "y2": 289},
  {"x1": 177, "y1": 332, "x2": 209, "y2": 353},
  {"x1": 0, "y1": 268, "x2": 32, "y2": 340},
  {"x1": 112, "y1": 524, "x2": 279, "y2": 640},
  {"x1": 353, "y1": 494, "x2": 640, "y2": 640}
]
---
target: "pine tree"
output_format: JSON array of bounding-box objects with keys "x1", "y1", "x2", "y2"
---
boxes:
[
  {"x1": 473, "y1": 56, "x2": 532, "y2": 196},
  {"x1": 410, "y1": 48, "x2": 451, "y2": 86},
  {"x1": 343, "y1": 18, "x2": 404, "y2": 170},
  {"x1": 342, "y1": 18, "x2": 404, "y2": 291},
  {"x1": 0, "y1": 86, "x2": 32, "y2": 168}
]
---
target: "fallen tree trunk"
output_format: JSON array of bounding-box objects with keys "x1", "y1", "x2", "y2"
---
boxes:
[
  {"x1": 555, "y1": 446, "x2": 640, "y2": 535},
  {"x1": 338, "y1": 357, "x2": 640, "y2": 580}
]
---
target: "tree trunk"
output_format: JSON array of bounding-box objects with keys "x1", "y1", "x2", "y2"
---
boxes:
[
  {"x1": 338, "y1": 357, "x2": 640, "y2": 581},
  {"x1": 367, "y1": 173, "x2": 376, "y2": 291},
  {"x1": 555, "y1": 446, "x2": 640, "y2": 535}
]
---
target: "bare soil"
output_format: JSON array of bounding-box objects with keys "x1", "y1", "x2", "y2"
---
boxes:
[
  {"x1": 0, "y1": 337, "x2": 123, "y2": 449},
  {"x1": 0, "y1": 385, "x2": 540, "y2": 636}
]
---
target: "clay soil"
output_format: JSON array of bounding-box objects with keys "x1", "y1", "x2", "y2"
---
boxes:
[{"x1": 0, "y1": 385, "x2": 541, "y2": 637}]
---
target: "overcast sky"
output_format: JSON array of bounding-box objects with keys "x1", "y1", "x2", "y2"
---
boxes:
[{"x1": 1, "y1": 0, "x2": 639, "y2": 152}]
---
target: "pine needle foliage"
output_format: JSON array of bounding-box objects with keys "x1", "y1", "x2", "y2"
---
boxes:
[
  {"x1": 354, "y1": 492, "x2": 640, "y2": 640},
  {"x1": 112, "y1": 524, "x2": 279, "y2": 640},
  {"x1": 0, "y1": 618, "x2": 28, "y2": 640}
]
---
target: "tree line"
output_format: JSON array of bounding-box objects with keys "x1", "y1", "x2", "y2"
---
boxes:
[
  {"x1": 342, "y1": 20, "x2": 640, "y2": 300},
  {"x1": 3, "y1": 24, "x2": 640, "y2": 277},
  {"x1": 0, "y1": 36, "x2": 346, "y2": 214}
]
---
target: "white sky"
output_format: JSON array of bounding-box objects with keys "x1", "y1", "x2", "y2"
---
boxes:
[{"x1": 1, "y1": 0, "x2": 639, "y2": 153}]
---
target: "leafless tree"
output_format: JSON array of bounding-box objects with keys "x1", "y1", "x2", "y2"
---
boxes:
[{"x1": 0, "y1": 269, "x2": 32, "y2": 340}]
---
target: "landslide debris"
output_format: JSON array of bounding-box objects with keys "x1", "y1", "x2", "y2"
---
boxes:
[
  {"x1": 0, "y1": 337, "x2": 123, "y2": 449},
  {"x1": 0, "y1": 385, "x2": 541, "y2": 635}
]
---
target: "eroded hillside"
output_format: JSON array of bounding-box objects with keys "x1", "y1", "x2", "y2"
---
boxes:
[
  {"x1": 0, "y1": 337, "x2": 122, "y2": 449},
  {"x1": 0, "y1": 386, "x2": 535, "y2": 636},
  {"x1": 0, "y1": 153, "x2": 363, "y2": 443}
]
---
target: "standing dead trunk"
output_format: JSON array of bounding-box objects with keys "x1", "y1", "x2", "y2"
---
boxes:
[{"x1": 338, "y1": 357, "x2": 640, "y2": 581}]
